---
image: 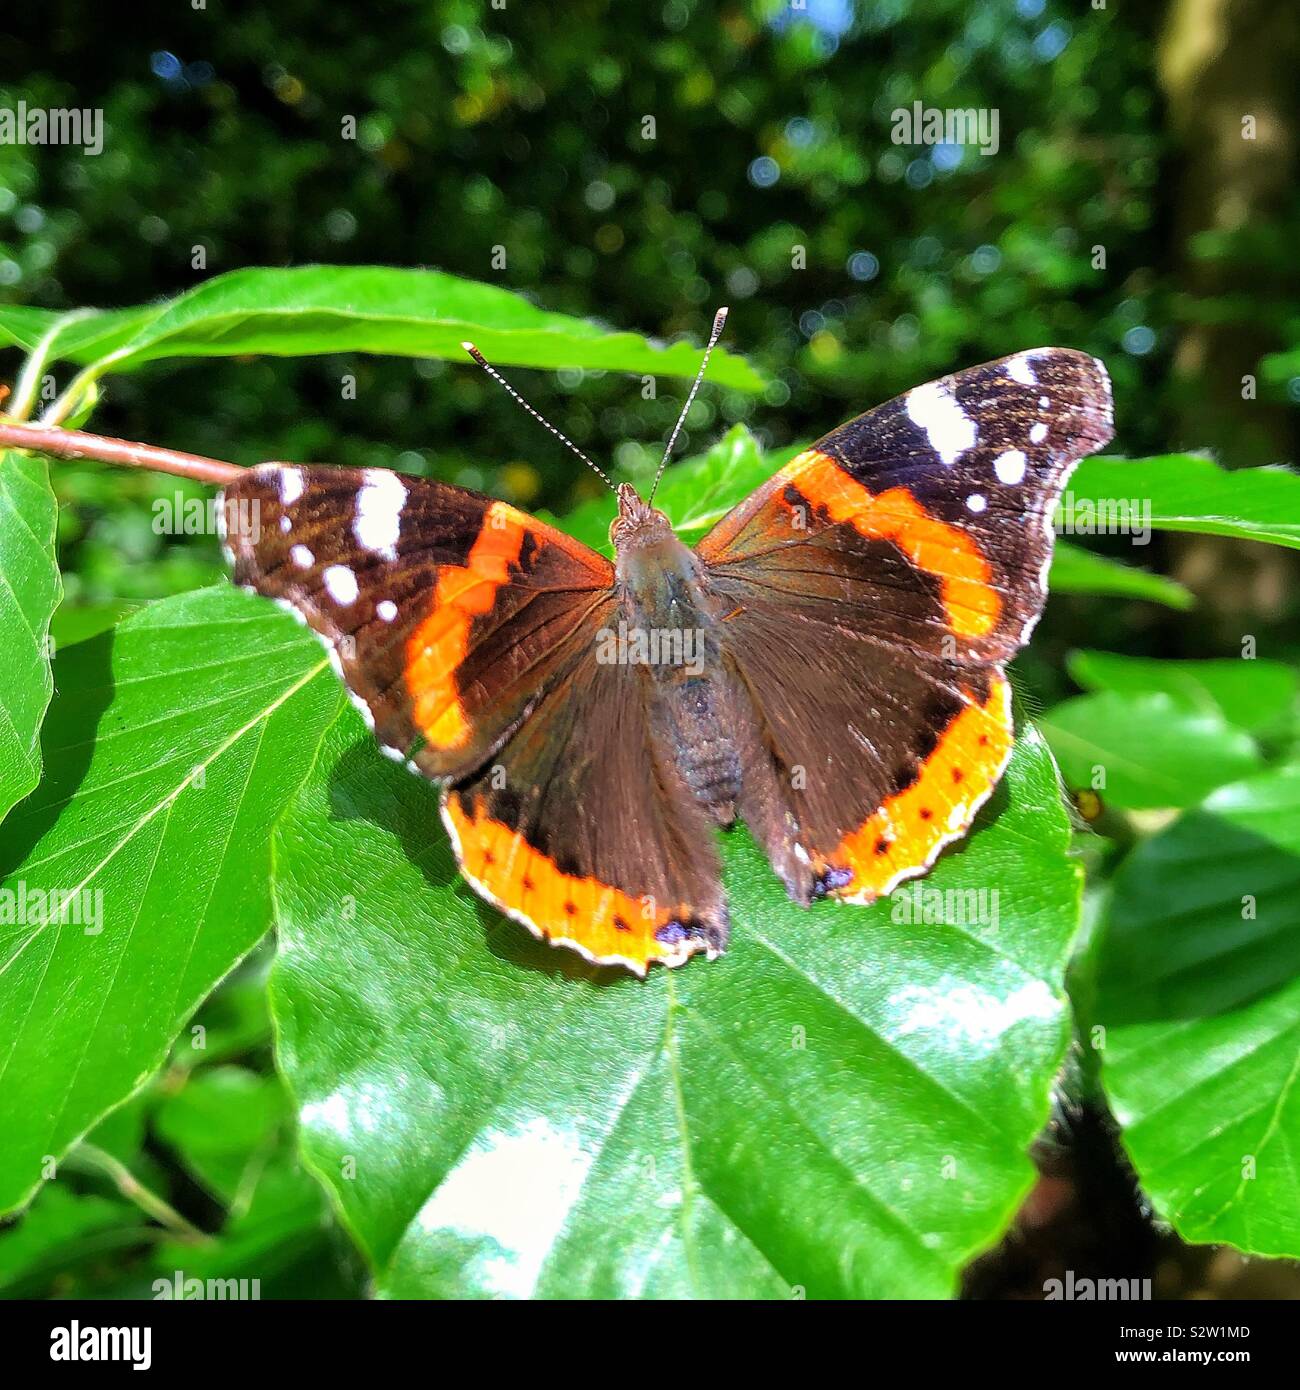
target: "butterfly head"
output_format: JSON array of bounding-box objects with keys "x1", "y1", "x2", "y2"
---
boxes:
[{"x1": 610, "y1": 481, "x2": 673, "y2": 554}]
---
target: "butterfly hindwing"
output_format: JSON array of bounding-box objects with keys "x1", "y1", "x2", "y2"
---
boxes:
[{"x1": 444, "y1": 634, "x2": 729, "y2": 974}]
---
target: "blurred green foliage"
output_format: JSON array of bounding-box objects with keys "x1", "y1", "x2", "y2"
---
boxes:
[{"x1": 0, "y1": 0, "x2": 1228, "y2": 628}]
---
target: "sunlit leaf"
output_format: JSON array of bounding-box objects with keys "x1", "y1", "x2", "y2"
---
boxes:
[
  {"x1": 0, "y1": 588, "x2": 340, "y2": 1215},
  {"x1": 1067, "y1": 651, "x2": 1298, "y2": 735},
  {"x1": 0, "y1": 450, "x2": 61, "y2": 824},
  {"x1": 1096, "y1": 765, "x2": 1300, "y2": 1258},
  {"x1": 1038, "y1": 690, "x2": 1262, "y2": 810},
  {"x1": 270, "y1": 712, "x2": 1079, "y2": 1299},
  {"x1": 1069, "y1": 454, "x2": 1300, "y2": 549},
  {"x1": 0, "y1": 267, "x2": 764, "y2": 391}
]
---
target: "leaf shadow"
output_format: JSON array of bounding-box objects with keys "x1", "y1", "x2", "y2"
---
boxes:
[
  {"x1": 0, "y1": 629, "x2": 116, "y2": 876},
  {"x1": 323, "y1": 736, "x2": 629, "y2": 987}
]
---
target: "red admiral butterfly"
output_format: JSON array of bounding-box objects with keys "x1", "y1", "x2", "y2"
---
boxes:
[{"x1": 220, "y1": 322, "x2": 1112, "y2": 973}]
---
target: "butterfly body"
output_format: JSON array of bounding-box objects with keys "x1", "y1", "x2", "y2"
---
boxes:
[
  {"x1": 611, "y1": 484, "x2": 743, "y2": 820},
  {"x1": 221, "y1": 347, "x2": 1113, "y2": 973}
]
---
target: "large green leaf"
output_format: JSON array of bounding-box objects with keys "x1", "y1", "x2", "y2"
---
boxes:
[
  {"x1": 0, "y1": 266, "x2": 762, "y2": 390},
  {"x1": 0, "y1": 450, "x2": 61, "y2": 824},
  {"x1": 0, "y1": 587, "x2": 340, "y2": 1215},
  {"x1": 1096, "y1": 765, "x2": 1300, "y2": 1257},
  {"x1": 1038, "y1": 690, "x2": 1262, "y2": 810},
  {"x1": 1069, "y1": 454, "x2": 1300, "y2": 549},
  {"x1": 270, "y1": 712, "x2": 1080, "y2": 1300},
  {"x1": 1067, "y1": 651, "x2": 1298, "y2": 734}
]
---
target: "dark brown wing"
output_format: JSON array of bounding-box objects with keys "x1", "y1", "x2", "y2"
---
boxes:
[
  {"x1": 443, "y1": 620, "x2": 729, "y2": 974},
  {"x1": 220, "y1": 463, "x2": 613, "y2": 781},
  {"x1": 697, "y1": 349, "x2": 1113, "y2": 903},
  {"x1": 222, "y1": 462, "x2": 724, "y2": 972},
  {"x1": 700, "y1": 348, "x2": 1114, "y2": 661}
]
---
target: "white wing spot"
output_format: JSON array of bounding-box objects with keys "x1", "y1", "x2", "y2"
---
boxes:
[
  {"x1": 1006, "y1": 354, "x2": 1037, "y2": 386},
  {"x1": 324, "y1": 564, "x2": 359, "y2": 606},
  {"x1": 279, "y1": 467, "x2": 305, "y2": 505},
  {"x1": 1029, "y1": 422, "x2": 1048, "y2": 444},
  {"x1": 377, "y1": 599, "x2": 398, "y2": 622},
  {"x1": 354, "y1": 469, "x2": 407, "y2": 562},
  {"x1": 290, "y1": 544, "x2": 314, "y2": 568},
  {"x1": 994, "y1": 449, "x2": 1027, "y2": 485},
  {"x1": 965, "y1": 493, "x2": 987, "y2": 513},
  {"x1": 1038, "y1": 395, "x2": 1050, "y2": 409},
  {"x1": 905, "y1": 381, "x2": 977, "y2": 465},
  {"x1": 279, "y1": 515, "x2": 292, "y2": 533}
]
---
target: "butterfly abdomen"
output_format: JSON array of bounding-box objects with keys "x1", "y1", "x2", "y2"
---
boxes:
[{"x1": 615, "y1": 526, "x2": 741, "y2": 821}]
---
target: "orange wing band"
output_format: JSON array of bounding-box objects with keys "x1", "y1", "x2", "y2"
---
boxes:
[
  {"x1": 405, "y1": 503, "x2": 527, "y2": 751},
  {"x1": 444, "y1": 794, "x2": 714, "y2": 974},
  {"x1": 823, "y1": 675, "x2": 1013, "y2": 902},
  {"x1": 783, "y1": 449, "x2": 1001, "y2": 639}
]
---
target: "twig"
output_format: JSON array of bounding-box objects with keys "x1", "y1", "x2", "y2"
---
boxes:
[
  {"x1": 0, "y1": 418, "x2": 244, "y2": 486},
  {"x1": 64, "y1": 1142, "x2": 212, "y2": 1244}
]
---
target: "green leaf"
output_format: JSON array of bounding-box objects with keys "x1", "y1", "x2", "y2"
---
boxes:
[
  {"x1": 270, "y1": 712, "x2": 1079, "y2": 1299},
  {"x1": 0, "y1": 587, "x2": 340, "y2": 1216},
  {"x1": 1069, "y1": 454, "x2": 1300, "y2": 549},
  {"x1": 1038, "y1": 690, "x2": 1263, "y2": 810},
  {"x1": 50, "y1": 599, "x2": 147, "y2": 651},
  {"x1": 1067, "y1": 651, "x2": 1298, "y2": 734},
  {"x1": 1096, "y1": 765, "x2": 1300, "y2": 1257},
  {"x1": 154, "y1": 1067, "x2": 288, "y2": 1205},
  {"x1": 0, "y1": 266, "x2": 763, "y2": 390},
  {"x1": 0, "y1": 451, "x2": 62, "y2": 824},
  {"x1": 1047, "y1": 545, "x2": 1193, "y2": 610},
  {"x1": 0, "y1": 303, "x2": 156, "y2": 365},
  {"x1": 0, "y1": 1185, "x2": 144, "y2": 1295}
]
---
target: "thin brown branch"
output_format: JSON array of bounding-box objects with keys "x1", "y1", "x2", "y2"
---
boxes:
[{"x1": 0, "y1": 419, "x2": 245, "y2": 486}]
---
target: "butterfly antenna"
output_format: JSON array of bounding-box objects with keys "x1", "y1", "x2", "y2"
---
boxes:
[
  {"x1": 648, "y1": 305, "x2": 728, "y2": 504},
  {"x1": 460, "y1": 343, "x2": 615, "y2": 492}
]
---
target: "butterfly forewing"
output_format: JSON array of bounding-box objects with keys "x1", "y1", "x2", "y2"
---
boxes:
[{"x1": 220, "y1": 463, "x2": 613, "y2": 780}]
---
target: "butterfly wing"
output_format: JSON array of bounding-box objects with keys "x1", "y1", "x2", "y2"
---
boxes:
[
  {"x1": 221, "y1": 462, "x2": 726, "y2": 972},
  {"x1": 697, "y1": 348, "x2": 1113, "y2": 903},
  {"x1": 444, "y1": 637, "x2": 729, "y2": 975},
  {"x1": 220, "y1": 463, "x2": 614, "y2": 780}
]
